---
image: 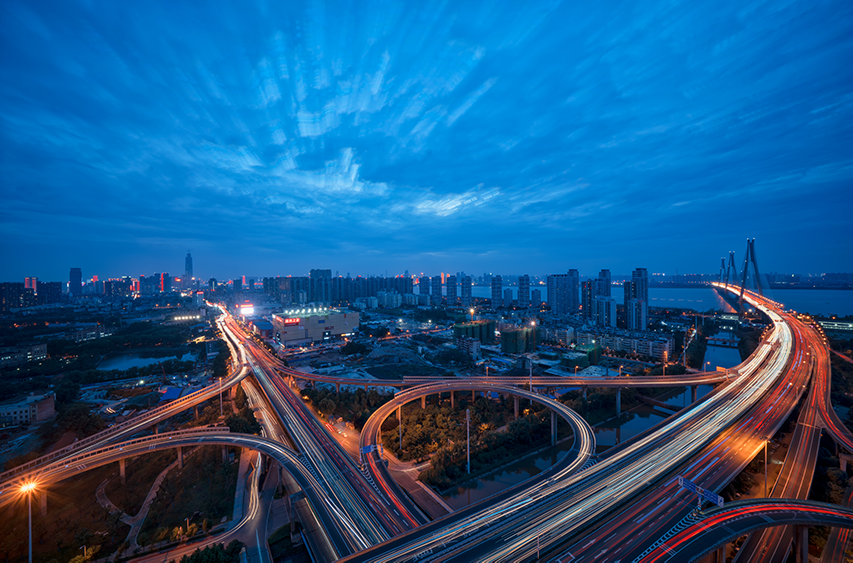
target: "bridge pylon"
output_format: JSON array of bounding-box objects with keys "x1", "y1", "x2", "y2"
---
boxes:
[
  {"x1": 723, "y1": 251, "x2": 738, "y2": 289},
  {"x1": 738, "y1": 238, "x2": 764, "y2": 308}
]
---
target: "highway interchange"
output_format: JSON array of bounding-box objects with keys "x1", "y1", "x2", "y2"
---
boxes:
[{"x1": 3, "y1": 285, "x2": 853, "y2": 562}]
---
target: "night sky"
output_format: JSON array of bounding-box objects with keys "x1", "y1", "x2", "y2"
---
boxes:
[{"x1": 1, "y1": 0, "x2": 852, "y2": 282}]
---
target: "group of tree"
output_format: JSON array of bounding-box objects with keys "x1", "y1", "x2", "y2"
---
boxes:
[
  {"x1": 212, "y1": 340, "x2": 232, "y2": 379},
  {"x1": 225, "y1": 383, "x2": 261, "y2": 434},
  {"x1": 303, "y1": 386, "x2": 392, "y2": 430},
  {"x1": 341, "y1": 341, "x2": 370, "y2": 356},
  {"x1": 171, "y1": 541, "x2": 245, "y2": 563}
]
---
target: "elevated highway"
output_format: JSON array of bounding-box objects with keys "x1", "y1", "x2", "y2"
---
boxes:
[
  {"x1": 0, "y1": 427, "x2": 356, "y2": 558},
  {"x1": 633, "y1": 499, "x2": 853, "y2": 563},
  {"x1": 358, "y1": 380, "x2": 595, "y2": 525},
  {"x1": 0, "y1": 314, "x2": 249, "y2": 483},
  {"x1": 341, "y1": 289, "x2": 796, "y2": 562}
]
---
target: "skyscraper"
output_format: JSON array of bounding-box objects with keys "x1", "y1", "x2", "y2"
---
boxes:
[
  {"x1": 518, "y1": 275, "x2": 530, "y2": 308},
  {"x1": 185, "y1": 251, "x2": 193, "y2": 279},
  {"x1": 625, "y1": 268, "x2": 649, "y2": 330},
  {"x1": 419, "y1": 276, "x2": 430, "y2": 296},
  {"x1": 160, "y1": 273, "x2": 171, "y2": 293},
  {"x1": 69, "y1": 268, "x2": 82, "y2": 296},
  {"x1": 491, "y1": 275, "x2": 503, "y2": 309},
  {"x1": 431, "y1": 275, "x2": 443, "y2": 305},
  {"x1": 547, "y1": 270, "x2": 579, "y2": 315},
  {"x1": 446, "y1": 275, "x2": 457, "y2": 304},
  {"x1": 581, "y1": 280, "x2": 594, "y2": 320},
  {"x1": 598, "y1": 269, "x2": 612, "y2": 297},
  {"x1": 461, "y1": 276, "x2": 472, "y2": 307}
]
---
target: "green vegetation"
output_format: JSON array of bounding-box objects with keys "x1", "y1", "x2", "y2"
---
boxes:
[
  {"x1": 105, "y1": 450, "x2": 178, "y2": 515},
  {"x1": 212, "y1": 340, "x2": 232, "y2": 379},
  {"x1": 138, "y1": 447, "x2": 239, "y2": 546},
  {"x1": 173, "y1": 540, "x2": 245, "y2": 563},
  {"x1": 302, "y1": 387, "x2": 393, "y2": 430},
  {"x1": 366, "y1": 364, "x2": 452, "y2": 379}
]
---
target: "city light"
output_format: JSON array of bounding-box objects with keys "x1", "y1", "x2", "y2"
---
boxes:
[{"x1": 20, "y1": 482, "x2": 36, "y2": 494}]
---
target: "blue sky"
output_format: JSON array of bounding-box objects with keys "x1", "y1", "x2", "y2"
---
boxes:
[{"x1": 1, "y1": 0, "x2": 852, "y2": 282}]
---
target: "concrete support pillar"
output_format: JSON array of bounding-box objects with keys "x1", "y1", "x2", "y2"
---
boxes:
[
  {"x1": 364, "y1": 384, "x2": 368, "y2": 393},
  {"x1": 336, "y1": 382, "x2": 340, "y2": 394},
  {"x1": 153, "y1": 424, "x2": 159, "y2": 435},
  {"x1": 39, "y1": 490, "x2": 47, "y2": 517},
  {"x1": 194, "y1": 405, "x2": 199, "y2": 419},
  {"x1": 119, "y1": 458, "x2": 126, "y2": 484},
  {"x1": 514, "y1": 396, "x2": 519, "y2": 419},
  {"x1": 551, "y1": 410, "x2": 557, "y2": 446},
  {"x1": 616, "y1": 425, "x2": 621, "y2": 445},
  {"x1": 451, "y1": 391, "x2": 455, "y2": 408},
  {"x1": 716, "y1": 545, "x2": 725, "y2": 563},
  {"x1": 616, "y1": 388, "x2": 622, "y2": 417},
  {"x1": 421, "y1": 396, "x2": 426, "y2": 409},
  {"x1": 178, "y1": 446, "x2": 184, "y2": 470},
  {"x1": 472, "y1": 390, "x2": 475, "y2": 402},
  {"x1": 285, "y1": 492, "x2": 295, "y2": 536},
  {"x1": 841, "y1": 455, "x2": 848, "y2": 473},
  {"x1": 222, "y1": 445, "x2": 228, "y2": 463},
  {"x1": 691, "y1": 386, "x2": 697, "y2": 403},
  {"x1": 583, "y1": 387, "x2": 587, "y2": 401},
  {"x1": 794, "y1": 526, "x2": 808, "y2": 563}
]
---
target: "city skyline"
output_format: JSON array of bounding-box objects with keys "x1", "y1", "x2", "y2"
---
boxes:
[{"x1": 2, "y1": 1, "x2": 852, "y2": 280}]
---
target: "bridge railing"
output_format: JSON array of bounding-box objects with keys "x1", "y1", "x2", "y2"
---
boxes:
[
  {"x1": 0, "y1": 365, "x2": 247, "y2": 483},
  {"x1": 0, "y1": 426, "x2": 230, "y2": 492}
]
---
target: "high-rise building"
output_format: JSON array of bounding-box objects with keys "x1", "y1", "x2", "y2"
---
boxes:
[
  {"x1": 625, "y1": 268, "x2": 649, "y2": 330},
  {"x1": 419, "y1": 276, "x2": 430, "y2": 296},
  {"x1": 491, "y1": 275, "x2": 503, "y2": 309},
  {"x1": 446, "y1": 275, "x2": 457, "y2": 304},
  {"x1": 431, "y1": 276, "x2": 442, "y2": 305},
  {"x1": 503, "y1": 288, "x2": 513, "y2": 308},
  {"x1": 1, "y1": 283, "x2": 35, "y2": 312},
  {"x1": 581, "y1": 280, "x2": 594, "y2": 320},
  {"x1": 208, "y1": 278, "x2": 216, "y2": 291},
  {"x1": 25, "y1": 277, "x2": 38, "y2": 293},
  {"x1": 233, "y1": 278, "x2": 243, "y2": 292},
  {"x1": 547, "y1": 270, "x2": 579, "y2": 315},
  {"x1": 531, "y1": 289, "x2": 542, "y2": 306},
  {"x1": 69, "y1": 268, "x2": 82, "y2": 296},
  {"x1": 593, "y1": 296, "x2": 617, "y2": 327},
  {"x1": 518, "y1": 275, "x2": 530, "y2": 307},
  {"x1": 461, "y1": 276, "x2": 472, "y2": 307},
  {"x1": 185, "y1": 251, "x2": 193, "y2": 279},
  {"x1": 598, "y1": 269, "x2": 611, "y2": 297},
  {"x1": 160, "y1": 273, "x2": 171, "y2": 293},
  {"x1": 37, "y1": 281, "x2": 62, "y2": 304}
]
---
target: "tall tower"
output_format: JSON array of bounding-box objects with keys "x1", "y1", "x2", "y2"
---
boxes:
[
  {"x1": 69, "y1": 268, "x2": 82, "y2": 296},
  {"x1": 491, "y1": 275, "x2": 503, "y2": 309},
  {"x1": 518, "y1": 275, "x2": 530, "y2": 308},
  {"x1": 185, "y1": 251, "x2": 193, "y2": 279}
]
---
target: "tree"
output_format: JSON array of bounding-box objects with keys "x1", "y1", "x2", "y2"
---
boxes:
[{"x1": 234, "y1": 383, "x2": 247, "y2": 410}]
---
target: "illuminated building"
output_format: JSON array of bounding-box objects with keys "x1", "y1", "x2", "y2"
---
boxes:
[
  {"x1": 271, "y1": 309, "x2": 360, "y2": 346},
  {"x1": 446, "y1": 275, "x2": 457, "y2": 304},
  {"x1": 460, "y1": 275, "x2": 472, "y2": 307},
  {"x1": 0, "y1": 391, "x2": 55, "y2": 426},
  {"x1": 548, "y1": 269, "x2": 579, "y2": 315},
  {"x1": 185, "y1": 251, "x2": 193, "y2": 279},
  {"x1": 431, "y1": 275, "x2": 442, "y2": 305}
]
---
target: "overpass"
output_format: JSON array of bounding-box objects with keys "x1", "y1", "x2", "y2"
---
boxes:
[
  {"x1": 358, "y1": 380, "x2": 595, "y2": 524},
  {"x1": 633, "y1": 499, "x2": 853, "y2": 563},
  {"x1": 341, "y1": 289, "x2": 796, "y2": 562},
  {"x1": 0, "y1": 314, "x2": 249, "y2": 483},
  {"x1": 0, "y1": 427, "x2": 365, "y2": 559}
]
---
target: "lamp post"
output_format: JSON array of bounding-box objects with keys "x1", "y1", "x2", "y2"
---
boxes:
[
  {"x1": 466, "y1": 409, "x2": 471, "y2": 474},
  {"x1": 219, "y1": 377, "x2": 223, "y2": 416},
  {"x1": 21, "y1": 482, "x2": 36, "y2": 563},
  {"x1": 663, "y1": 350, "x2": 668, "y2": 377},
  {"x1": 619, "y1": 365, "x2": 623, "y2": 377},
  {"x1": 470, "y1": 308, "x2": 475, "y2": 322}
]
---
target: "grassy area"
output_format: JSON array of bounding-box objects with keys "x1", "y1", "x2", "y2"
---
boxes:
[
  {"x1": 105, "y1": 450, "x2": 177, "y2": 515},
  {"x1": 0, "y1": 464, "x2": 130, "y2": 562},
  {"x1": 138, "y1": 446, "x2": 239, "y2": 546},
  {"x1": 268, "y1": 524, "x2": 309, "y2": 562}
]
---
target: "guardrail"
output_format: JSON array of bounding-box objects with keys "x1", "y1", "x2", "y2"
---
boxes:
[{"x1": 0, "y1": 426, "x2": 229, "y2": 491}]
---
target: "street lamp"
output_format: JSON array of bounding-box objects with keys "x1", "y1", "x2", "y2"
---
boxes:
[
  {"x1": 663, "y1": 350, "x2": 668, "y2": 377},
  {"x1": 20, "y1": 482, "x2": 36, "y2": 563},
  {"x1": 619, "y1": 365, "x2": 623, "y2": 377},
  {"x1": 469, "y1": 308, "x2": 475, "y2": 322},
  {"x1": 219, "y1": 377, "x2": 223, "y2": 416}
]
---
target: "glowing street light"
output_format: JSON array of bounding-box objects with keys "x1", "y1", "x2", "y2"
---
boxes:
[
  {"x1": 20, "y1": 482, "x2": 36, "y2": 563},
  {"x1": 469, "y1": 308, "x2": 475, "y2": 322}
]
